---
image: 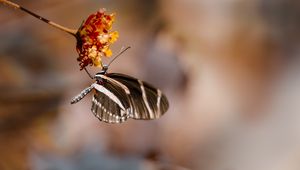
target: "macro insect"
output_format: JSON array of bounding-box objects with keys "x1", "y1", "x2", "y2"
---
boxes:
[
  {"x1": 1, "y1": 0, "x2": 169, "y2": 123},
  {"x1": 70, "y1": 48, "x2": 169, "y2": 123}
]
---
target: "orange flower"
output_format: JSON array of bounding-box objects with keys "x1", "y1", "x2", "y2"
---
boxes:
[{"x1": 76, "y1": 9, "x2": 119, "y2": 70}]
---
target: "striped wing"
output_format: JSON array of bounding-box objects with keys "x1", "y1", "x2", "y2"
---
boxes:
[
  {"x1": 91, "y1": 82, "x2": 131, "y2": 123},
  {"x1": 106, "y1": 73, "x2": 169, "y2": 120}
]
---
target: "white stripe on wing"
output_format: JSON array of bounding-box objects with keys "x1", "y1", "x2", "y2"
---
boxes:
[
  {"x1": 93, "y1": 83, "x2": 125, "y2": 110},
  {"x1": 99, "y1": 75, "x2": 131, "y2": 94},
  {"x1": 138, "y1": 80, "x2": 154, "y2": 119},
  {"x1": 157, "y1": 89, "x2": 162, "y2": 118}
]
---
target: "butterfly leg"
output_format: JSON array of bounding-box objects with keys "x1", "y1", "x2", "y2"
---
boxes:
[{"x1": 84, "y1": 68, "x2": 94, "y2": 79}]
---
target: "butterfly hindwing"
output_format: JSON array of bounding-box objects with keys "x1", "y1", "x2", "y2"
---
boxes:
[{"x1": 91, "y1": 82, "x2": 131, "y2": 123}]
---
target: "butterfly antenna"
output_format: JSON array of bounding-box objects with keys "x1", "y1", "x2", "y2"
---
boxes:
[
  {"x1": 0, "y1": 0, "x2": 77, "y2": 36},
  {"x1": 107, "y1": 46, "x2": 131, "y2": 67}
]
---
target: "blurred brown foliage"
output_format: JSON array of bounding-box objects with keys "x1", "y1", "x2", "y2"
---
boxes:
[{"x1": 1, "y1": 0, "x2": 300, "y2": 170}]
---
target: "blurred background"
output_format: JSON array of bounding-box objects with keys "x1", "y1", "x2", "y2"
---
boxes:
[{"x1": 1, "y1": 0, "x2": 300, "y2": 169}]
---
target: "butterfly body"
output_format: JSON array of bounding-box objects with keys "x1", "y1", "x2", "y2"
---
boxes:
[{"x1": 71, "y1": 66, "x2": 169, "y2": 123}]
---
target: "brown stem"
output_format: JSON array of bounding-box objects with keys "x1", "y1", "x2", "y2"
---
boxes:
[{"x1": 0, "y1": 0, "x2": 77, "y2": 36}]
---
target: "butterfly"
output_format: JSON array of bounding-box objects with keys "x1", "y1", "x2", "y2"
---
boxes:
[
  {"x1": 1, "y1": 0, "x2": 169, "y2": 123},
  {"x1": 70, "y1": 48, "x2": 169, "y2": 123}
]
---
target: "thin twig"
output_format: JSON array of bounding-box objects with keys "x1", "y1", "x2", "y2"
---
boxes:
[{"x1": 0, "y1": 0, "x2": 77, "y2": 36}]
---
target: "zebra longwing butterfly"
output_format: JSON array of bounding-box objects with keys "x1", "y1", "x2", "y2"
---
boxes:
[
  {"x1": 71, "y1": 65, "x2": 169, "y2": 123},
  {"x1": 1, "y1": 0, "x2": 169, "y2": 123}
]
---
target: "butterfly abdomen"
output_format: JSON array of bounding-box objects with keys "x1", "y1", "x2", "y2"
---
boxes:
[{"x1": 71, "y1": 85, "x2": 94, "y2": 104}]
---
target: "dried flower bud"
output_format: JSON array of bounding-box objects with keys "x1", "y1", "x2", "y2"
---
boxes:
[{"x1": 76, "y1": 9, "x2": 119, "y2": 70}]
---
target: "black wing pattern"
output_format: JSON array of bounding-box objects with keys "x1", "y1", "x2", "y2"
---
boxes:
[
  {"x1": 91, "y1": 73, "x2": 169, "y2": 123},
  {"x1": 106, "y1": 73, "x2": 169, "y2": 120},
  {"x1": 91, "y1": 81, "x2": 132, "y2": 123}
]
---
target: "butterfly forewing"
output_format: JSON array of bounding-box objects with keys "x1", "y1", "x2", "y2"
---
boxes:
[{"x1": 106, "y1": 73, "x2": 169, "y2": 120}]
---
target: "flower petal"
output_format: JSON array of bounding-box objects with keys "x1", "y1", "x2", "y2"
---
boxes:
[{"x1": 75, "y1": 9, "x2": 118, "y2": 70}]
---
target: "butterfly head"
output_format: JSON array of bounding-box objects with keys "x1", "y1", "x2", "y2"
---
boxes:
[
  {"x1": 94, "y1": 65, "x2": 108, "y2": 83},
  {"x1": 102, "y1": 64, "x2": 109, "y2": 73},
  {"x1": 95, "y1": 65, "x2": 107, "y2": 75}
]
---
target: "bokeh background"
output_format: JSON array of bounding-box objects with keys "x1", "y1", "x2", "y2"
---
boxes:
[{"x1": 1, "y1": 0, "x2": 300, "y2": 170}]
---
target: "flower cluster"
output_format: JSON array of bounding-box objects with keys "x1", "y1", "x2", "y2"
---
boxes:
[{"x1": 76, "y1": 9, "x2": 118, "y2": 70}]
